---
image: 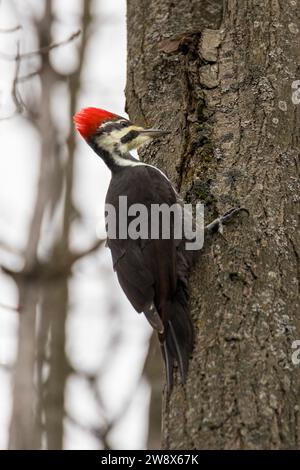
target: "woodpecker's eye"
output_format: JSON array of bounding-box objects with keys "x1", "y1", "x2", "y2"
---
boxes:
[{"x1": 119, "y1": 120, "x2": 128, "y2": 127}]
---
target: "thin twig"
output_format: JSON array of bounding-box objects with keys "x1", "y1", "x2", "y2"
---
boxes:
[
  {"x1": 12, "y1": 40, "x2": 24, "y2": 113},
  {"x1": 69, "y1": 238, "x2": 105, "y2": 264},
  {"x1": 0, "y1": 30, "x2": 81, "y2": 61},
  {"x1": 65, "y1": 413, "x2": 110, "y2": 447},
  {"x1": 17, "y1": 68, "x2": 42, "y2": 83},
  {"x1": 0, "y1": 41, "x2": 24, "y2": 120},
  {"x1": 0, "y1": 237, "x2": 104, "y2": 281},
  {"x1": 0, "y1": 30, "x2": 81, "y2": 120},
  {"x1": 0, "y1": 302, "x2": 21, "y2": 313},
  {"x1": 0, "y1": 25, "x2": 22, "y2": 33}
]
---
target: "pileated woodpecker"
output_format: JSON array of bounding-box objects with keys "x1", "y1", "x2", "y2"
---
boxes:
[{"x1": 74, "y1": 107, "x2": 244, "y2": 390}]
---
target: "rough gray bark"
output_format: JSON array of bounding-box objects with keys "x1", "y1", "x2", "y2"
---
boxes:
[{"x1": 126, "y1": 0, "x2": 300, "y2": 449}]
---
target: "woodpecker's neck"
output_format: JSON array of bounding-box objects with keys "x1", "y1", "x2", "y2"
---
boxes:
[{"x1": 90, "y1": 141, "x2": 143, "y2": 173}]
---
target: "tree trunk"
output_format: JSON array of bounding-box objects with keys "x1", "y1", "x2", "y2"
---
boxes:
[
  {"x1": 126, "y1": 0, "x2": 300, "y2": 449},
  {"x1": 7, "y1": 0, "x2": 93, "y2": 450}
]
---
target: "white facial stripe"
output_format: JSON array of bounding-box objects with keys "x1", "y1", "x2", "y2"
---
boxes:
[{"x1": 95, "y1": 125, "x2": 147, "y2": 154}]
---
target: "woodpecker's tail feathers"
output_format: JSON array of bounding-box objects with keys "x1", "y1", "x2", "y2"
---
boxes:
[
  {"x1": 162, "y1": 290, "x2": 194, "y2": 391},
  {"x1": 161, "y1": 342, "x2": 174, "y2": 391}
]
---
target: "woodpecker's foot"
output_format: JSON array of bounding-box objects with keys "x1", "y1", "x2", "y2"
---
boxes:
[{"x1": 205, "y1": 207, "x2": 249, "y2": 238}]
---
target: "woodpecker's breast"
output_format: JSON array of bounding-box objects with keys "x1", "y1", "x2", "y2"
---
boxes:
[{"x1": 106, "y1": 163, "x2": 178, "y2": 209}]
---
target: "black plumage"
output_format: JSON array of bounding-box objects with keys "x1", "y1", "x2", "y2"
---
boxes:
[{"x1": 106, "y1": 165, "x2": 194, "y2": 390}]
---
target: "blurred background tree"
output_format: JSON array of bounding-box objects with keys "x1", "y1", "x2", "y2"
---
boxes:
[{"x1": 0, "y1": 0, "x2": 161, "y2": 450}]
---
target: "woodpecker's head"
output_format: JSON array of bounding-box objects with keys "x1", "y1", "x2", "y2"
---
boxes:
[{"x1": 73, "y1": 107, "x2": 169, "y2": 155}]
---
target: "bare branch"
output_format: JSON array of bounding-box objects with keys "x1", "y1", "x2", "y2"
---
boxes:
[
  {"x1": 0, "y1": 0, "x2": 21, "y2": 34},
  {"x1": 17, "y1": 68, "x2": 42, "y2": 83},
  {"x1": 0, "y1": 237, "x2": 105, "y2": 283},
  {"x1": 0, "y1": 41, "x2": 25, "y2": 120},
  {"x1": 11, "y1": 41, "x2": 24, "y2": 113},
  {"x1": 0, "y1": 29, "x2": 81, "y2": 121},
  {"x1": 69, "y1": 238, "x2": 105, "y2": 264},
  {"x1": 0, "y1": 30, "x2": 81, "y2": 61},
  {"x1": 0, "y1": 25, "x2": 22, "y2": 33},
  {"x1": 0, "y1": 302, "x2": 21, "y2": 313},
  {"x1": 65, "y1": 413, "x2": 110, "y2": 448},
  {"x1": 65, "y1": 370, "x2": 143, "y2": 450}
]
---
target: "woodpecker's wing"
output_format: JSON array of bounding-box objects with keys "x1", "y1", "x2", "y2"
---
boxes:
[
  {"x1": 105, "y1": 165, "x2": 178, "y2": 321},
  {"x1": 106, "y1": 164, "x2": 194, "y2": 389}
]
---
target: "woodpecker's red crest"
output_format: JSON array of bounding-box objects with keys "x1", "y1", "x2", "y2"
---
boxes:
[{"x1": 73, "y1": 107, "x2": 119, "y2": 140}]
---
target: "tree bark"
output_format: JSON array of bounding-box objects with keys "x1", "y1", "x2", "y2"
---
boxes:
[{"x1": 126, "y1": 0, "x2": 300, "y2": 449}]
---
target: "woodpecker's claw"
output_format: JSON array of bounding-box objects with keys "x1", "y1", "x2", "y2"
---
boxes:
[
  {"x1": 221, "y1": 207, "x2": 249, "y2": 224},
  {"x1": 205, "y1": 207, "x2": 249, "y2": 238}
]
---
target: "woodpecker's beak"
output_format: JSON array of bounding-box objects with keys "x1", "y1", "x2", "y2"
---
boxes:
[{"x1": 139, "y1": 129, "x2": 170, "y2": 138}]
